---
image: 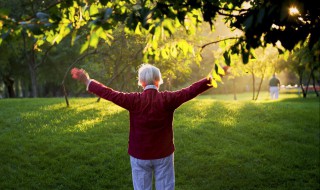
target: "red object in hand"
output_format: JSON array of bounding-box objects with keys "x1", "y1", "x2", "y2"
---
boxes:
[
  {"x1": 223, "y1": 66, "x2": 230, "y2": 75},
  {"x1": 71, "y1": 68, "x2": 81, "y2": 79},
  {"x1": 71, "y1": 67, "x2": 90, "y2": 85},
  {"x1": 218, "y1": 66, "x2": 231, "y2": 78}
]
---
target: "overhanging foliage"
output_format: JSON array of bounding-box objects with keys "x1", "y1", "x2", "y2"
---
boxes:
[{"x1": 0, "y1": 0, "x2": 319, "y2": 67}]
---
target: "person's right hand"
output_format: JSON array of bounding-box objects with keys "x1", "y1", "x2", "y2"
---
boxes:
[
  {"x1": 71, "y1": 68, "x2": 90, "y2": 85},
  {"x1": 220, "y1": 66, "x2": 231, "y2": 77}
]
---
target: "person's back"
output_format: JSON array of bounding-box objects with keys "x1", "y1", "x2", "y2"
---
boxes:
[
  {"x1": 88, "y1": 76, "x2": 211, "y2": 160},
  {"x1": 269, "y1": 76, "x2": 280, "y2": 87}
]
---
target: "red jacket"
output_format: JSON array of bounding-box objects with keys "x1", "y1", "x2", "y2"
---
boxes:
[{"x1": 88, "y1": 78, "x2": 212, "y2": 159}]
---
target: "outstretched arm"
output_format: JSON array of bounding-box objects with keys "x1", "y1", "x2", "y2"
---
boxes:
[{"x1": 70, "y1": 67, "x2": 135, "y2": 110}]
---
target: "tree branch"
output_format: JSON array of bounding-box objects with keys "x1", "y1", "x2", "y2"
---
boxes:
[
  {"x1": 16, "y1": 0, "x2": 66, "y2": 23},
  {"x1": 62, "y1": 49, "x2": 98, "y2": 85},
  {"x1": 199, "y1": 37, "x2": 239, "y2": 52},
  {"x1": 217, "y1": 10, "x2": 240, "y2": 17},
  {"x1": 41, "y1": 0, "x2": 65, "y2": 12},
  {"x1": 61, "y1": 49, "x2": 98, "y2": 106},
  {"x1": 36, "y1": 44, "x2": 55, "y2": 69}
]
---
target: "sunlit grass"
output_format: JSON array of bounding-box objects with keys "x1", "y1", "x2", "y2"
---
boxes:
[
  {"x1": 200, "y1": 90, "x2": 306, "y2": 101},
  {"x1": 0, "y1": 95, "x2": 319, "y2": 189}
]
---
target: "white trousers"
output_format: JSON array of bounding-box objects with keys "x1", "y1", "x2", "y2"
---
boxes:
[
  {"x1": 130, "y1": 154, "x2": 175, "y2": 190},
  {"x1": 270, "y1": 86, "x2": 279, "y2": 99}
]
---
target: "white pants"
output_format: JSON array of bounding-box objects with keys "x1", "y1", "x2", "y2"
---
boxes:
[
  {"x1": 130, "y1": 154, "x2": 175, "y2": 190},
  {"x1": 270, "y1": 86, "x2": 279, "y2": 99}
]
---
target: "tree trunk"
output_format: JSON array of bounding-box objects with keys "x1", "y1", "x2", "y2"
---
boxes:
[
  {"x1": 62, "y1": 84, "x2": 69, "y2": 106},
  {"x1": 22, "y1": 31, "x2": 38, "y2": 98},
  {"x1": 3, "y1": 76, "x2": 15, "y2": 98},
  {"x1": 233, "y1": 78, "x2": 237, "y2": 100},
  {"x1": 255, "y1": 74, "x2": 265, "y2": 100},
  {"x1": 61, "y1": 50, "x2": 98, "y2": 106},
  {"x1": 15, "y1": 80, "x2": 21, "y2": 98},
  {"x1": 298, "y1": 70, "x2": 307, "y2": 98},
  {"x1": 21, "y1": 80, "x2": 29, "y2": 97},
  {"x1": 311, "y1": 68, "x2": 319, "y2": 97},
  {"x1": 252, "y1": 73, "x2": 255, "y2": 100},
  {"x1": 28, "y1": 61, "x2": 38, "y2": 98},
  {"x1": 304, "y1": 68, "x2": 315, "y2": 97}
]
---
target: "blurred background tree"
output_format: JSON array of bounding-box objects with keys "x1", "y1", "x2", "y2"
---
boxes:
[{"x1": 0, "y1": 0, "x2": 318, "y2": 98}]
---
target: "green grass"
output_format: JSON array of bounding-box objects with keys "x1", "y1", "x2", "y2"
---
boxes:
[
  {"x1": 200, "y1": 90, "x2": 313, "y2": 101},
  {"x1": 0, "y1": 94, "x2": 319, "y2": 190}
]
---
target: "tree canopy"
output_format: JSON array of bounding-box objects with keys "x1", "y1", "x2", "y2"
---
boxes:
[
  {"x1": 0, "y1": 0, "x2": 319, "y2": 98},
  {"x1": 1, "y1": 0, "x2": 319, "y2": 64}
]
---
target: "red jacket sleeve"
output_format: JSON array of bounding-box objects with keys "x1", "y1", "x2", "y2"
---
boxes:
[
  {"x1": 87, "y1": 79, "x2": 136, "y2": 110},
  {"x1": 164, "y1": 77, "x2": 212, "y2": 110}
]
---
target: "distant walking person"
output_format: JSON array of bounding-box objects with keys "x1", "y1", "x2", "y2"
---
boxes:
[
  {"x1": 269, "y1": 74, "x2": 280, "y2": 100},
  {"x1": 71, "y1": 63, "x2": 213, "y2": 190}
]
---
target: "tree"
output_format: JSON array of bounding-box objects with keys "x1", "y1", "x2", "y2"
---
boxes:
[
  {"x1": 0, "y1": 0, "x2": 64, "y2": 97},
  {"x1": 286, "y1": 41, "x2": 320, "y2": 98},
  {"x1": 0, "y1": 33, "x2": 29, "y2": 98},
  {"x1": 0, "y1": 42, "x2": 16, "y2": 97},
  {"x1": 1, "y1": 0, "x2": 318, "y2": 83},
  {"x1": 249, "y1": 45, "x2": 283, "y2": 100},
  {"x1": 215, "y1": 41, "x2": 286, "y2": 100}
]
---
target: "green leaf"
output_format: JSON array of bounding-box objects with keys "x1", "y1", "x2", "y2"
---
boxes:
[
  {"x1": 283, "y1": 50, "x2": 290, "y2": 61},
  {"x1": 154, "y1": 51, "x2": 160, "y2": 61},
  {"x1": 163, "y1": 19, "x2": 175, "y2": 35},
  {"x1": 151, "y1": 39, "x2": 158, "y2": 49},
  {"x1": 242, "y1": 51, "x2": 249, "y2": 64},
  {"x1": 71, "y1": 30, "x2": 77, "y2": 46},
  {"x1": 223, "y1": 51, "x2": 231, "y2": 65},
  {"x1": 80, "y1": 41, "x2": 89, "y2": 54},
  {"x1": 249, "y1": 51, "x2": 256, "y2": 60},
  {"x1": 161, "y1": 48, "x2": 169, "y2": 59},
  {"x1": 0, "y1": 20, "x2": 3, "y2": 30},
  {"x1": 154, "y1": 26, "x2": 161, "y2": 41},
  {"x1": 216, "y1": 63, "x2": 225, "y2": 75},
  {"x1": 170, "y1": 46, "x2": 177, "y2": 57},
  {"x1": 36, "y1": 39, "x2": 45, "y2": 46},
  {"x1": 89, "y1": 32, "x2": 99, "y2": 48},
  {"x1": 135, "y1": 22, "x2": 142, "y2": 35},
  {"x1": 227, "y1": 3, "x2": 233, "y2": 9},
  {"x1": 95, "y1": 26, "x2": 103, "y2": 36},
  {"x1": 210, "y1": 76, "x2": 218, "y2": 88},
  {"x1": 212, "y1": 71, "x2": 222, "y2": 82},
  {"x1": 177, "y1": 40, "x2": 188, "y2": 56},
  {"x1": 89, "y1": 4, "x2": 99, "y2": 16}
]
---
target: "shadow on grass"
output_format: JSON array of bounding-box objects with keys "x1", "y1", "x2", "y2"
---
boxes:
[{"x1": 0, "y1": 98, "x2": 132, "y2": 189}]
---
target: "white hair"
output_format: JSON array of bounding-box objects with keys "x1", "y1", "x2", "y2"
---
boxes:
[{"x1": 138, "y1": 63, "x2": 163, "y2": 87}]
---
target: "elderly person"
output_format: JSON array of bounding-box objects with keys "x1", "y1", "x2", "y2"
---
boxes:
[
  {"x1": 269, "y1": 74, "x2": 281, "y2": 100},
  {"x1": 71, "y1": 63, "x2": 213, "y2": 190}
]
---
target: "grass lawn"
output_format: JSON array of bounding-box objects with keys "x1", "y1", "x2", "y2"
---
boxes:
[{"x1": 0, "y1": 93, "x2": 319, "y2": 190}]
